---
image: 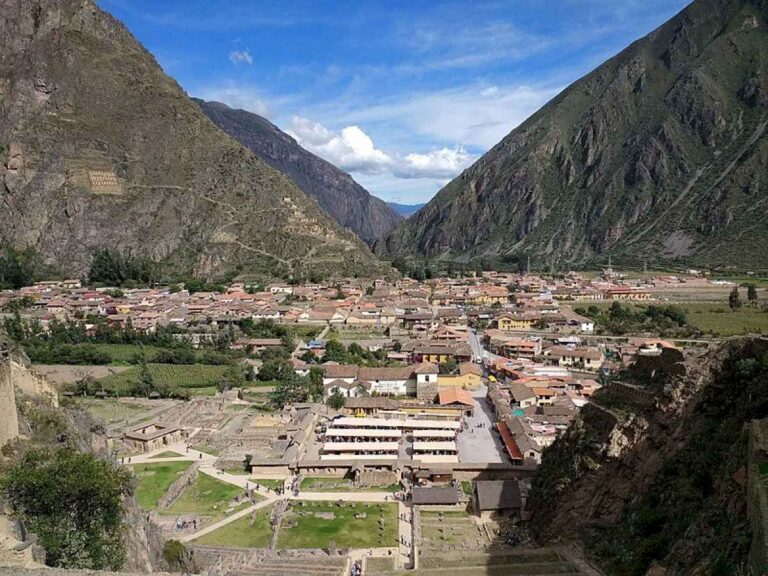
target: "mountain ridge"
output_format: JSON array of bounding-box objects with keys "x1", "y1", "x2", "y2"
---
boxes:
[
  {"x1": 194, "y1": 99, "x2": 403, "y2": 244},
  {"x1": 377, "y1": 0, "x2": 768, "y2": 270},
  {"x1": 0, "y1": 0, "x2": 387, "y2": 281}
]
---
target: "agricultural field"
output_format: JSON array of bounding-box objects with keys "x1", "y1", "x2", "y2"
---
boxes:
[
  {"x1": 98, "y1": 364, "x2": 229, "y2": 393},
  {"x1": 192, "y1": 505, "x2": 275, "y2": 548},
  {"x1": 163, "y1": 473, "x2": 251, "y2": 520},
  {"x1": 131, "y1": 461, "x2": 192, "y2": 509},
  {"x1": 678, "y1": 302, "x2": 768, "y2": 336},
  {"x1": 581, "y1": 300, "x2": 768, "y2": 336},
  {"x1": 277, "y1": 501, "x2": 398, "y2": 549}
]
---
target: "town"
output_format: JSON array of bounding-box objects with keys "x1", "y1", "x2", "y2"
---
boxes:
[{"x1": 2, "y1": 266, "x2": 762, "y2": 575}]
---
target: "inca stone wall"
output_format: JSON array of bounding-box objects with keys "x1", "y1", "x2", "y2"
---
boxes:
[{"x1": 0, "y1": 352, "x2": 19, "y2": 446}]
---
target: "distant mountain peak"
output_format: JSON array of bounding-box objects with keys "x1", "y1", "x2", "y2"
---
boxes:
[{"x1": 195, "y1": 99, "x2": 403, "y2": 244}]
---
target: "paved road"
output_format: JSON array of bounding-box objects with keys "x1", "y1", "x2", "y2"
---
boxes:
[
  {"x1": 469, "y1": 329, "x2": 502, "y2": 363},
  {"x1": 457, "y1": 384, "x2": 506, "y2": 464}
]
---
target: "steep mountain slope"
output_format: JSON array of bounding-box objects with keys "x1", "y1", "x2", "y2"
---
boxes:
[
  {"x1": 528, "y1": 340, "x2": 768, "y2": 574},
  {"x1": 195, "y1": 100, "x2": 403, "y2": 244},
  {"x1": 0, "y1": 0, "x2": 386, "y2": 280},
  {"x1": 378, "y1": 0, "x2": 768, "y2": 269}
]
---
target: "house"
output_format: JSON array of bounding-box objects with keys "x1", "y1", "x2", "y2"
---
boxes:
[
  {"x1": 497, "y1": 313, "x2": 540, "y2": 331},
  {"x1": 415, "y1": 362, "x2": 439, "y2": 401},
  {"x1": 604, "y1": 287, "x2": 652, "y2": 300},
  {"x1": 544, "y1": 346, "x2": 604, "y2": 371},
  {"x1": 406, "y1": 341, "x2": 473, "y2": 364},
  {"x1": 508, "y1": 383, "x2": 537, "y2": 408},
  {"x1": 473, "y1": 480, "x2": 522, "y2": 520},
  {"x1": 412, "y1": 485, "x2": 461, "y2": 506},
  {"x1": 322, "y1": 364, "x2": 438, "y2": 397},
  {"x1": 437, "y1": 388, "x2": 475, "y2": 415},
  {"x1": 123, "y1": 422, "x2": 187, "y2": 453},
  {"x1": 440, "y1": 362, "x2": 484, "y2": 390}
]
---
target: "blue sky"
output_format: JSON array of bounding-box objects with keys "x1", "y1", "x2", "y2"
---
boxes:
[{"x1": 99, "y1": 0, "x2": 690, "y2": 204}]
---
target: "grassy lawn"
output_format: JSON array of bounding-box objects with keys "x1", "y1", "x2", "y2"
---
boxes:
[
  {"x1": 131, "y1": 461, "x2": 192, "y2": 509},
  {"x1": 461, "y1": 481, "x2": 472, "y2": 496},
  {"x1": 278, "y1": 501, "x2": 398, "y2": 549},
  {"x1": 163, "y1": 472, "x2": 250, "y2": 519},
  {"x1": 244, "y1": 379, "x2": 281, "y2": 388},
  {"x1": 193, "y1": 505, "x2": 275, "y2": 547},
  {"x1": 250, "y1": 478, "x2": 285, "y2": 490},
  {"x1": 76, "y1": 399, "x2": 149, "y2": 424},
  {"x1": 679, "y1": 303, "x2": 768, "y2": 336},
  {"x1": 90, "y1": 343, "x2": 164, "y2": 363},
  {"x1": 98, "y1": 364, "x2": 230, "y2": 394},
  {"x1": 149, "y1": 451, "x2": 184, "y2": 458}
]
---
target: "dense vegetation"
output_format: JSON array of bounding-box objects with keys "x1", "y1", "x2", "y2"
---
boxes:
[
  {"x1": 1, "y1": 448, "x2": 131, "y2": 569},
  {"x1": 576, "y1": 301, "x2": 696, "y2": 337},
  {"x1": 0, "y1": 247, "x2": 53, "y2": 289}
]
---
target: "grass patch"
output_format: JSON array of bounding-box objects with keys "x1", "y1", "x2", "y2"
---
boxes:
[
  {"x1": 75, "y1": 399, "x2": 148, "y2": 423},
  {"x1": 193, "y1": 505, "x2": 275, "y2": 547},
  {"x1": 131, "y1": 461, "x2": 192, "y2": 509},
  {"x1": 250, "y1": 479, "x2": 285, "y2": 490},
  {"x1": 679, "y1": 303, "x2": 768, "y2": 336},
  {"x1": 461, "y1": 481, "x2": 472, "y2": 496},
  {"x1": 163, "y1": 473, "x2": 250, "y2": 519},
  {"x1": 298, "y1": 476, "x2": 399, "y2": 493},
  {"x1": 149, "y1": 451, "x2": 183, "y2": 459},
  {"x1": 278, "y1": 501, "x2": 398, "y2": 549},
  {"x1": 98, "y1": 364, "x2": 229, "y2": 393}
]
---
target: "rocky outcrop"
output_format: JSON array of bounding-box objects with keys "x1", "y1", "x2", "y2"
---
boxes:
[
  {"x1": 195, "y1": 100, "x2": 403, "y2": 244},
  {"x1": 0, "y1": 0, "x2": 387, "y2": 280},
  {"x1": 528, "y1": 339, "x2": 768, "y2": 574},
  {"x1": 379, "y1": 0, "x2": 768, "y2": 269}
]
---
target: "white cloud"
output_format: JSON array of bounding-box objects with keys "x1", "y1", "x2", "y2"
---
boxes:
[
  {"x1": 287, "y1": 117, "x2": 474, "y2": 181},
  {"x1": 228, "y1": 50, "x2": 253, "y2": 65},
  {"x1": 395, "y1": 147, "x2": 473, "y2": 179},
  {"x1": 288, "y1": 118, "x2": 392, "y2": 175}
]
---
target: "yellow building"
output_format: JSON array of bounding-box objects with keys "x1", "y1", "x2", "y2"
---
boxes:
[
  {"x1": 440, "y1": 362, "x2": 484, "y2": 390},
  {"x1": 497, "y1": 315, "x2": 539, "y2": 331}
]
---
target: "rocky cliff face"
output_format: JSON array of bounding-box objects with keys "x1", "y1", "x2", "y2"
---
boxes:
[
  {"x1": 195, "y1": 100, "x2": 403, "y2": 245},
  {"x1": 378, "y1": 0, "x2": 768, "y2": 270},
  {"x1": 0, "y1": 0, "x2": 386, "y2": 280},
  {"x1": 528, "y1": 339, "x2": 768, "y2": 574}
]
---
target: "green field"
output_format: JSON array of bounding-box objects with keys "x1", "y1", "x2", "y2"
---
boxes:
[
  {"x1": 98, "y1": 364, "x2": 229, "y2": 393},
  {"x1": 75, "y1": 399, "x2": 149, "y2": 423},
  {"x1": 277, "y1": 501, "x2": 398, "y2": 549},
  {"x1": 163, "y1": 472, "x2": 250, "y2": 519},
  {"x1": 679, "y1": 303, "x2": 768, "y2": 336},
  {"x1": 131, "y1": 461, "x2": 192, "y2": 509},
  {"x1": 299, "y1": 477, "x2": 399, "y2": 493},
  {"x1": 193, "y1": 505, "x2": 275, "y2": 547},
  {"x1": 250, "y1": 478, "x2": 285, "y2": 490},
  {"x1": 581, "y1": 301, "x2": 768, "y2": 336}
]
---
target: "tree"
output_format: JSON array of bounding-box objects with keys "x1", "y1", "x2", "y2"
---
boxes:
[
  {"x1": 729, "y1": 286, "x2": 742, "y2": 310},
  {"x1": 138, "y1": 357, "x2": 155, "y2": 397},
  {"x1": 322, "y1": 340, "x2": 347, "y2": 363},
  {"x1": 327, "y1": 389, "x2": 346, "y2": 410},
  {"x1": 218, "y1": 365, "x2": 245, "y2": 392},
  {"x1": 747, "y1": 283, "x2": 759, "y2": 305},
  {"x1": 439, "y1": 358, "x2": 459, "y2": 375},
  {"x1": 1, "y1": 447, "x2": 132, "y2": 570},
  {"x1": 308, "y1": 367, "x2": 324, "y2": 400}
]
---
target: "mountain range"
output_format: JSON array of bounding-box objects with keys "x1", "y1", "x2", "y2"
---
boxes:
[
  {"x1": 387, "y1": 202, "x2": 426, "y2": 218},
  {"x1": 0, "y1": 0, "x2": 386, "y2": 281},
  {"x1": 378, "y1": 0, "x2": 768, "y2": 270},
  {"x1": 194, "y1": 100, "x2": 403, "y2": 244}
]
